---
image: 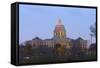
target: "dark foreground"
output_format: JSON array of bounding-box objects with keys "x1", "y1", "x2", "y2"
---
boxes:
[{"x1": 19, "y1": 45, "x2": 97, "y2": 64}]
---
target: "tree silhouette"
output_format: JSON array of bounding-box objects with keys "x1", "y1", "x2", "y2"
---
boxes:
[
  {"x1": 54, "y1": 43, "x2": 66, "y2": 56},
  {"x1": 24, "y1": 43, "x2": 32, "y2": 57},
  {"x1": 90, "y1": 23, "x2": 96, "y2": 44},
  {"x1": 90, "y1": 23, "x2": 96, "y2": 37}
]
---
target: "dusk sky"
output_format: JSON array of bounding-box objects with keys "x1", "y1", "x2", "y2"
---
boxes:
[{"x1": 19, "y1": 4, "x2": 96, "y2": 44}]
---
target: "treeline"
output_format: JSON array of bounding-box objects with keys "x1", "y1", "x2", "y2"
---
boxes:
[{"x1": 19, "y1": 43, "x2": 96, "y2": 64}]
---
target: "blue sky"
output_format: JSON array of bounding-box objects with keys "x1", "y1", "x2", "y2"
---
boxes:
[{"x1": 19, "y1": 4, "x2": 96, "y2": 44}]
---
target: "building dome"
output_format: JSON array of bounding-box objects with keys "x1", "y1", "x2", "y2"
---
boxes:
[
  {"x1": 54, "y1": 18, "x2": 66, "y2": 42},
  {"x1": 54, "y1": 19, "x2": 65, "y2": 32}
]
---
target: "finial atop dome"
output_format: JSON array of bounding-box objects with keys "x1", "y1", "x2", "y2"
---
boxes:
[{"x1": 57, "y1": 18, "x2": 63, "y2": 25}]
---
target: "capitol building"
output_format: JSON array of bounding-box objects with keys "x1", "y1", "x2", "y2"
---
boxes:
[{"x1": 24, "y1": 18, "x2": 88, "y2": 50}]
